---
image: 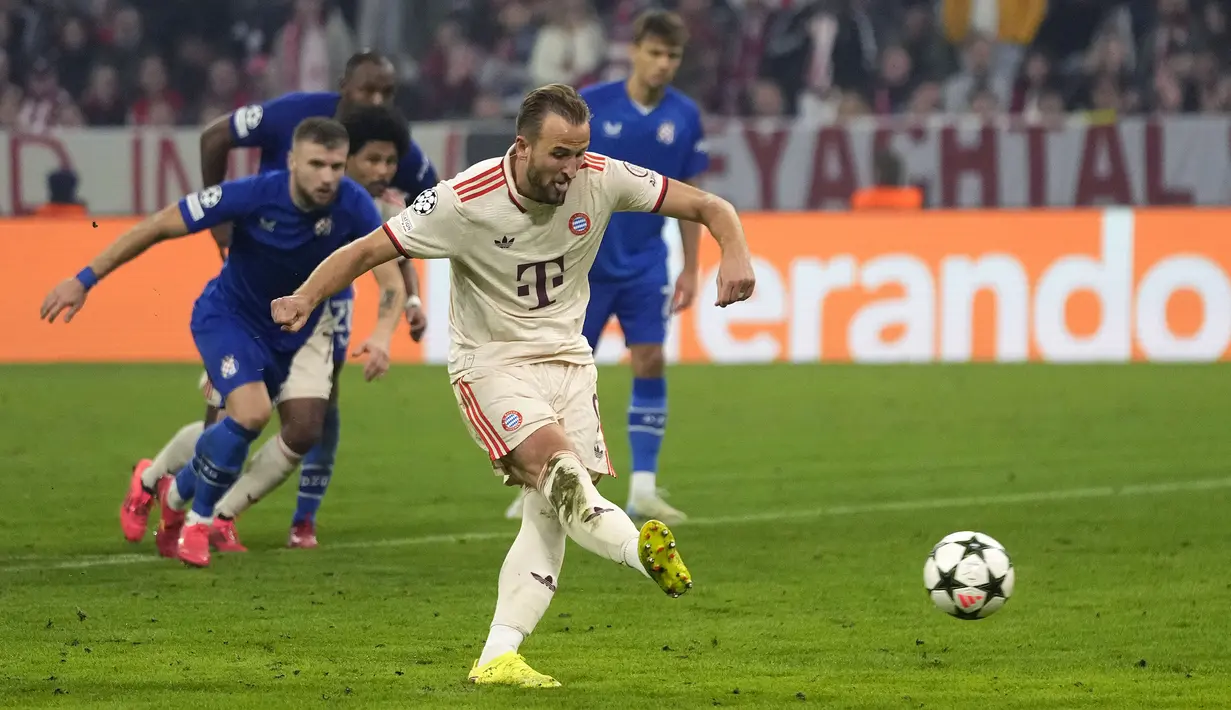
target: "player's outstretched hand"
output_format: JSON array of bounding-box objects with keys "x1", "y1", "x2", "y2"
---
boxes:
[
  {"x1": 715, "y1": 251, "x2": 756, "y2": 308},
  {"x1": 672, "y1": 269, "x2": 698, "y2": 313},
  {"x1": 271, "y1": 295, "x2": 314, "y2": 332},
  {"x1": 352, "y1": 338, "x2": 392, "y2": 381},
  {"x1": 405, "y1": 303, "x2": 427, "y2": 342},
  {"x1": 40, "y1": 278, "x2": 88, "y2": 324}
]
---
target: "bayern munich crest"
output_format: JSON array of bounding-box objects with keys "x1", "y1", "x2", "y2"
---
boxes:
[
  {"x1": 501, "y1": 410, "x2": 523, "y2": 432},
  {"x1": 568, "y1": 212, "x2": 591, "y2": 236}
]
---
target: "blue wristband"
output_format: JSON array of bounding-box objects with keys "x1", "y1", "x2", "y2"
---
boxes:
[{"x1": 75, "y1": 267, "x2": 99, "y2": 291}]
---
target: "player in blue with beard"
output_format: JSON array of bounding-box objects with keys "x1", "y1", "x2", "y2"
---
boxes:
[
  {"x1": 208, "y1": 52, "x2": 435, "y2": 546},
  {"x1": 123, "y1": 53, "x2": 435, "y2": 550},
  {"x1": 43, "y1": 118, "x2": 384, "y2": 567},
  {"x1": 503, "y1": 11, "x2": 708, "y2": 523}
]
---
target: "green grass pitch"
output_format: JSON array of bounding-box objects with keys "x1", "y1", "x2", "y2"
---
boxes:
[{"x1": 0, "y1": 363, "x2": 1228, "y2": 708}]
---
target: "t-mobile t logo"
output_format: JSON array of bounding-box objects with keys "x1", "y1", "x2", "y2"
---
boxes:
[{"x1": 516, "y1": 256, "x2": 565, "y2": 310}]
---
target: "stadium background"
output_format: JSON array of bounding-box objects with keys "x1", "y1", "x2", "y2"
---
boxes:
[{"x1": 1, "y1": 0, "x2": 1229, "y2": 363}]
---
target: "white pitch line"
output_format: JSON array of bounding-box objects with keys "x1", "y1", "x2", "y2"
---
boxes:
[{"x1": 3, "y1": 477, "x2": 1229, "y2": 574}]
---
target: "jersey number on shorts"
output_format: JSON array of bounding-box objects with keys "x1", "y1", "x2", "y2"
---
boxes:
[
  {"x1": 515, "y1": 256, "x2": 565, "y2": 310},
  {"x1": 330, "y1": 299, "x2": 353, "y2": 346}
]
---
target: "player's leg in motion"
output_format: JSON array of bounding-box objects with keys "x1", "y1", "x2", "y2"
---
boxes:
[
  {"x1": 471, "y1": 488, "x2": 566, "y2": 688},
  {"x1": 211, "y1": 319, "x2": 334, "y2": 550},
  {"x1": 291, "y1": 393, "x2": 339, "y2": 547},
  {"x1": 464, "y1": 367, "x2": 691, "y2": 688},
  {"x1": 122, "y1": 372, "x2": 223, "y2": 544},
  {"x1": 121, "y1": 419, "x2": 204, "y2": 543},
  {"x1": 163, "y1": 382, "x2": 269, "y2": 567},
  {"x1": 211, "y1": 397, "x2": 325, "y2": 538},
  {"x1": 291, "y1": 295, "x2": 351, "y2": 546},
  {"x1": 156, "y1": 306, "x2": 293, "y2": 567},
  {"x1": 617, "y1": 278, "x2": 686, "y2": 523},
  {"x1": 498, "y1": 282, "x2": 615, "y2": 521}
]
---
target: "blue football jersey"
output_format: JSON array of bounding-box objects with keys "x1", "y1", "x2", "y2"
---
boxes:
[
  {"x1": 581, "y1": 81, "x2": 708, "y2": 282},
  {"x1": 230, "y1": 92, "x2": 439, "y2": 199},
  {"x1": 178, "y1": 171, "x2": 383, "y2": 351}
]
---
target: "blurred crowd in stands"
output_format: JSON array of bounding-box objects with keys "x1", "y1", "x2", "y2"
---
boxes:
[{"x1": 1, "y1": 0, "x2": 1229, "y2": 132}]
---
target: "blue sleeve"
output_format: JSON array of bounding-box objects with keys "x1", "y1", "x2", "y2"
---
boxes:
[
  {"x1": 177, "y1": 179, "x2": 256, "y2": 232},
  {"x1": 348, "y1": 183, "x2": 384, "y2": 241},
  {"x1": 229, "y1": 94, "x2": 309, "y2": 148},
  {"x1": 681, "y1": 107, "x2": 709, "y2": 181},
  {"x1": 393, "y1": 140, "x2": 439, "y2": 197}
]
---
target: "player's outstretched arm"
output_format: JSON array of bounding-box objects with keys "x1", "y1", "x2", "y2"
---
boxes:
[
  {"x1": 39, "y1": 204, "x2": 192, "y2": 324},
  {"x1": 655, "y1": 181, "x2": 756, "y2": 308},
  {"x1": 273, "y1": 229, "x2": 401, "y2": 333},
  {"x1": 351, "y1": 259, "x2": 407, "y2": 381},
  {"x1": 673, "y1": 179, "x2": 703, "y2": 313}
]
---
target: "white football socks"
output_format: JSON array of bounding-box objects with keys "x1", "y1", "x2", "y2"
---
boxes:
[
  {"x1": 167, "y1": 475, "x2": 191, "y2": 512},
  {"x1": 630, "y1": 471, "x2": 657, "y2": 500},
  {"x1": 542, "y1": 452, "x2": 648, "y2": 578},
  {"x1": 143, "y1": 421, "x2": 204, "y2": 491},
  {"x1": 478, "y1": 489, "x2": 566, "y2": 667},
  {"x1": 214, "y1": 435, "x2": 302, "y2": 519},
  {"x1": 185, "y1": 510, "x2": 210, "y2": 526}
]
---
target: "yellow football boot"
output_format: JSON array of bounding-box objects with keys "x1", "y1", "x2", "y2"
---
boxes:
[
  {"x1": 639, "y1": 519, "x2": 693, "y2": 598},
  {"x1": 467, "y1": 652, "x2": 561, "y2": 688}
]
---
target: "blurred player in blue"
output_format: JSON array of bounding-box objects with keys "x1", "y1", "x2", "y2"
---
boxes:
[
  {"x1": 45, "y1": 117, "x2": 384, "y2": 566},
  {"x1": 123, "y1": 52, "x2": 435, "y2": 550},
  {"x1": 207, "y1": 51, "x2": 435, "y2": 544},
  {"x1": 42, "y1": 118, "x2": 386, "y2": 567},
  {"x1": 503, "y1": 11, "x2": 707, "y2": 523}
]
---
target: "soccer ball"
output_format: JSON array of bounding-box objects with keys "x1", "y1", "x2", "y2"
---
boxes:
[{"x1": 923, "y1": 531, "x2": 1015, "y2": 620}]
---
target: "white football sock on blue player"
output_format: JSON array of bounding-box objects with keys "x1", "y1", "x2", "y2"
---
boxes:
[
  {"x1": 142, "y1": 421, "x2": 204, "y2": 492},
  {"x1": 169, "y1": 464, "x2": 195, "y2": 511},
  {"x1": 628, "y1": 377, "x2": 667, "y2": 500},
  {"x1": 214, "y1": 434, "x2": 303, "y2": 519},
  {"x1": 295, "y1": 404, "x2": 339, "y2": 524}
]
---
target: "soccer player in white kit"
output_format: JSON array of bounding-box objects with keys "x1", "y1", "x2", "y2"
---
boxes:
[{"x1": 271, "y1": 84, "x2": 756, "y2": 688}]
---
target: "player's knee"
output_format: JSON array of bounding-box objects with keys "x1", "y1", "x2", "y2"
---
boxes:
[
  {"x1": 223, "y1": 384, "x2": 273, "y2": 431},
  {"x1": 511, "y1": 424, "x2": 576, "y2": 489},
  {"x1": 277, "y1": 399, "x2": 328, "y2": 455},
  {"x1": 227, "y1": 407, "x2": 271, "y2": 432},
  {"x1": 630, "y1": 345, "x2": 665, "y2": 379},
  {"x1": 280, "y1": 425, "x2": 320, "y2": 456}
]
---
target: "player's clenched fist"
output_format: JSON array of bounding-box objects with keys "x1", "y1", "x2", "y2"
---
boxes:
[
  {"x1": 40, "y1": 278, "x2": 88, "y2": 324},
  {"x1": 715, "y1": 251, "x2": 756, "y2": 308},
  {"x1": 271, "y1": 294, "x2": 314, "y2": 332}
]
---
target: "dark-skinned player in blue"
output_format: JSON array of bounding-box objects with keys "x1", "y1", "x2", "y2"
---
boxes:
[
  {"x1": 504, "y1": 11, "x2": 707, "y2": 524},
  {"x1": 45, "y1": 118, "x2": 385, "y2": 567},
  {"x1": 123, "y1": 52, "x2": 437, "y2": 550}
]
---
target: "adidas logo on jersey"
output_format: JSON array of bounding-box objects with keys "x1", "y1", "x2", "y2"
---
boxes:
[{"x1": 495, "y1": 236, "x2": 515, "y2": 248}]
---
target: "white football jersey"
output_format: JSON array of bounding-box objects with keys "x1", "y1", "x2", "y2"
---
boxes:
[{"x1": 383, "y1": 149, "x2": 669, "y2": 377}]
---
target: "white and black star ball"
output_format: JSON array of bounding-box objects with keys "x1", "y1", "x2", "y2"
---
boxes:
[
  {"x1": 244, "y1": 105, "x2": 263, "y2": 131},
  {"x1": 410, "y1": 188, "x2": 437, "y2": 216},
  {"x1": 199, "y1": 185, "x2": 222, "y2": 209},
  {"x1": 923, "y1": 531, "x2": 1015, "y2": 620}
]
